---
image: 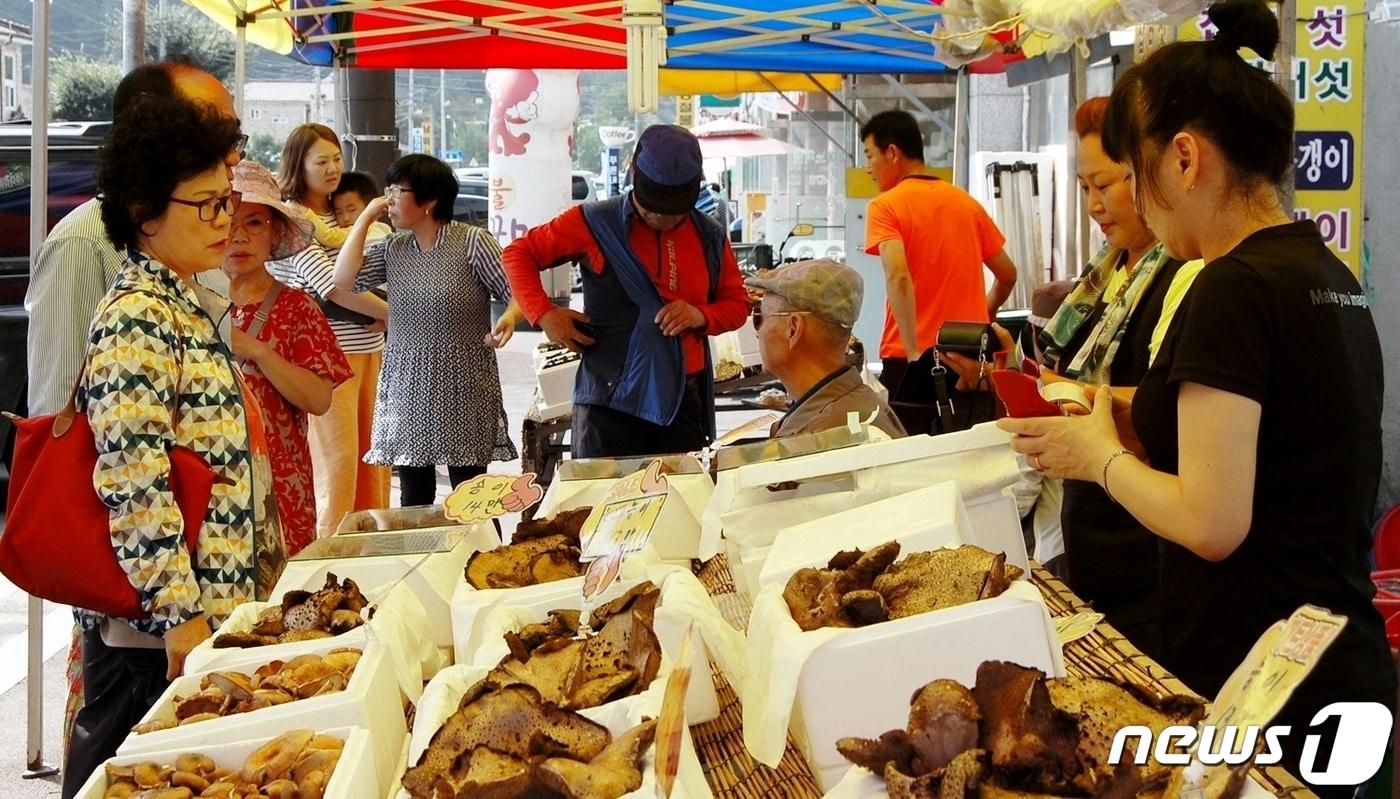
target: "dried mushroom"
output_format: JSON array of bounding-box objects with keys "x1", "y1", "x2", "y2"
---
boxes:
[
  {"x1": 465, "y1": 507, "x2": 593, "y2": 589},
  {"x1": 783, "y1": 543, "x2": 1023, "y2": 631},
  {"x1": 101, "y1": 730, "x2": 343, "y2": 799},
  {"x1": 484, "y1": 582, "x2": 663, "y2": 710},
  {"x1": 837, "y1": 661, "x2": 1209, "y2": 799},
  {"x1": 130, "y1": 649, "x2": 362, "y2": 734},
  {"x1": 537, "y1": 717, "x2": 657, "y2": 799},
  {"x1": 211, "y1": 574, "x2": 367, "y2": 649}
]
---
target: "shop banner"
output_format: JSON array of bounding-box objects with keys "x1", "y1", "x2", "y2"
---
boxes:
[{"x1": 1181, "y1": 3, "x2": 1366, "y2": 277}]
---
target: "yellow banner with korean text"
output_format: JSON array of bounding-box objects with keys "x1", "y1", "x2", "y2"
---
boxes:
[{"x1": 1180, "y1": 2, "x2": 1365, "y2": 277}]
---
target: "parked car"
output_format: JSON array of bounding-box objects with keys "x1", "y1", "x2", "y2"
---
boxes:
[
  {"x1": 0, "y1": 120, "x2": 110, "y2": 484},
  {"x1": 454, "y1": 193, "x2": 489, "y2": 227}
]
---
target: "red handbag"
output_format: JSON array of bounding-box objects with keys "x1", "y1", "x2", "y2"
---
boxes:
[{"x1": 1, "y1": 291, "x2": 215, "y2": 619}]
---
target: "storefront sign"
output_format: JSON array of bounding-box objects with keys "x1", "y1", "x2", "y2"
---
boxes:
[
  {"x1": 443, "y1": 473, "x2": 544, "y2": 522},
  {"x1": 1180, "y1": 2, "x2": 1366, "y2": 277}
]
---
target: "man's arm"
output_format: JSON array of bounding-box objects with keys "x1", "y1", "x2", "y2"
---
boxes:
[
  {"x1": 878, "y1": 239, "x2": 920, "y2": 358},
  {"x1": 26, "y1": 236, "x2": 122, "y2": 415},
  {"x1": 984, "y1": 247, "x2": 1018, "y2": 317}
]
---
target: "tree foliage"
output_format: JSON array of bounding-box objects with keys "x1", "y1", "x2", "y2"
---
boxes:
[
  {"x1": 52, "y1": 56, "x2": 122, "y2": 121},
  {"x1": 245, "y1": 134, "x2": 283, "y2": 170},
  {"x1": 146, "y1": 3, "x2": 237, "y2": 82}
]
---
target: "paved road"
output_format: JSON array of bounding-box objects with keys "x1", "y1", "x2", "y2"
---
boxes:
[{"x1": 0, "y1": 320, "x2": 773, "y2": 791}]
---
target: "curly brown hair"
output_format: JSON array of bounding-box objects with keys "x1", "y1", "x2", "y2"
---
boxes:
[{"x1": 98, "y1": 95, "x2": 242, "y2": 253}]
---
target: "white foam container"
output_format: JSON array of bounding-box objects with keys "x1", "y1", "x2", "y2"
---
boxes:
[
  {"x1": 457, "y1": 571, "x2": 721, "y2": 724},
  {"x1": 272, "y1": 521, "x2": 498, "y2": 652},
  {"x1": 537, "y1": 463, "x2": 714, "y2": 562},
  {"x1": 536, "y1": 358, "x2": 580, "y2": 408},
  {"x1": 702, "y1": 424, "x2": 1021, "y2": 564},
  {"x1": 76, "y1": 726, "x2": 377, "y2": 799},
  {"x1": 185, "y1": 583, "x2": 441, "y2": 700},
  {"x1": 118, "y1": 640, "x2": 406, "y2": 796},
  {"x1": 755, "y1": 480, "x2": 970, "y2": 593},
  {"x1": 791, "y1": 586, "x2": 1063, "y2": 791},
  {"x1": 396, "y1": 663, "x2": 712, "y2": 799}
]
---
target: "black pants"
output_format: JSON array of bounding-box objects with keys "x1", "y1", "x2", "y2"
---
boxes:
[
  {"x1": 62, "y1": 628, "x2": 169, "y2": 799},
  {"x1": 572, "y1": 377, "x2": 709, "y2": 460},
  {"x1": 398, "y1": 464, "x2": 487, "y2": 508}
]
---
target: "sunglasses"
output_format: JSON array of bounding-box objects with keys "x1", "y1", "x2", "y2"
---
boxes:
[{"x1": 752, "y1": 308, "x2": 812, "y2": 330}]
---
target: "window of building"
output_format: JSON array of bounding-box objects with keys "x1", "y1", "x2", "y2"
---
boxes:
[
  {"x1": 272, "y1": 115, "x2": 289, "y2": 124},
  {"x1": 249, "y1": 107, "x2": 263, "y2": 120},
  {"x1": 3, "y1": 53, "x2": 16, "y2": 113}
]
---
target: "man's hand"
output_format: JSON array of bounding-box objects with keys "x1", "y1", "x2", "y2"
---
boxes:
[
  {"x1": 539, "y1": 308, "x2": 596, "y2": 352},
  {"x1": 655, "y1": 300, "x2": 705, "y2": 336},
  {"x1": 164, "y1": 614, "x2": 212, "y2": 679}
]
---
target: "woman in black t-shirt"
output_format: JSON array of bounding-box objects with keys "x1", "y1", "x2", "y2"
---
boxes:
[{"x1": 997, "y1": 1, "x2": 1394, "y2": 793}]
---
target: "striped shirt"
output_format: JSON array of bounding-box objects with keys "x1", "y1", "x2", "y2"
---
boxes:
[
  {"x1": 269, "y1": 210, "x2": 385, "y2": 354},
  {"x1": 25, "y1": 198, "x2": 232, "y2": 416}
]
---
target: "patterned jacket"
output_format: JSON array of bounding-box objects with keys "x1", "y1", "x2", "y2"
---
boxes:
[{"x1": 78, "y1": 252, "x2": 279, "y2": 636}]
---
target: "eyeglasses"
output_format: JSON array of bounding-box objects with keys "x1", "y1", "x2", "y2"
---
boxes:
[
  {"x1": 168, "y1": 192, "x2": 237, "y2": 222},
  {"x1": 384, "y1": 186, "x2": 414, "y2": 199},
  {"x1": 232, "y1": 133, "x2": 249, "y2": 160},
  {"x1": 230, "y1": 214, "x2": 272, "y2": 235},
  {"x1": 752, "y1": 309, "x2": 813, "y2": 330}
]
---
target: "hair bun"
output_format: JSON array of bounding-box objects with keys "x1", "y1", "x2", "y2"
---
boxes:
[{"x1": 1207, "y1": 0, "x2": 1280, "y2": 59}]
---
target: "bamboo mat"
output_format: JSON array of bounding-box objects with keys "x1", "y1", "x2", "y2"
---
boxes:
[
  {"x1": 1031, "y1": 566, "x2": 1316, "y2": 799},
  {"x1": 692, "y1": 555, "x2": 825, "y2": 798}
]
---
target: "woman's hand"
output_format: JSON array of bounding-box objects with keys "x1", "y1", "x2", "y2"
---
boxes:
[
  {"x1": 229, "y1": 326, "x2": 266, "y2": 363},
  {"x1": 361, "y1": 196, "x2": 389, "y2": 222},
  {"x1": 940, "y1": 323, "x2": 1016, "y2": 390},
  {"x1": 164, "y1": 614, "x2": 212, "y2": 679},
  {"x1": 997, "y1": 387, "x2": 1123, "y2": 482},
  {"x1": 485, "y1": 315, "x2": 515, "y2": 348}
]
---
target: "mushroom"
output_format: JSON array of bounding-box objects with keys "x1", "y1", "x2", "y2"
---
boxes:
[{"x1": 536, "y1": 718, "x2": 657, "y2": 799}]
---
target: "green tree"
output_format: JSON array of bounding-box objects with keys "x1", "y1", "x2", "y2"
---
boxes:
[
  {"x1": 148, "y1": 4, "x2": 237, "y2": 81},
  {"x1": 245, "y1": 133, "x2": 282, "y2": 170},
  {"x1": 51, "y1": 56, "x2": 122, "y2": 121}
]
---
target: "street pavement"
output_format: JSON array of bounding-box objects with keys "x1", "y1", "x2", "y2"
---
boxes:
[{"x1": 0, "y1": 319, "x2": 772, "y2": 792}]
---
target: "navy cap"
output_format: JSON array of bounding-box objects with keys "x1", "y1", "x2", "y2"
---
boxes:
[{"x1": 631, "y1": 124, "x2": 703, "y2": 215}]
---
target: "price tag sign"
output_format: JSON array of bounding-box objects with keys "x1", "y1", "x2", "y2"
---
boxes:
[
  {"x1": 581, "y1": 549, "x2": 623, "y2": 602},
  {"x1": 443, "y1": 473, "x2": 544, "y2": 523},
  {"x1": 578, "y1": 460, "x2": 669, "y2": 562}
]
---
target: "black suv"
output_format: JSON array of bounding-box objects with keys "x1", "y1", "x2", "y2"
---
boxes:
[{"x1": 0, "y1": 121, "x2": 108, "y2": 478}]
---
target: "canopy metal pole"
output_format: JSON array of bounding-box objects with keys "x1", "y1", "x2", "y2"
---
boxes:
[
  {"x1": 756, "y1": 73, "x2": 852, "y2": 161},
  {"x1": 952, "y1": 66, "x2": 969, "y2": 190},
  {"x1": 234, "y1": 1, "x2": 248, "y2": 119},
  {"x1": 25, "y1": 0, "x2": 58, "y2": 779},
  {"x1": 123, "y1": 0, "x2": 147, "y2": 73},
  {"x1": 1067, "y1": 49, "x2": 1088, "y2": 277},
  {"x1": 439, "y1": 68, "x2": 447, "y2": 157}
]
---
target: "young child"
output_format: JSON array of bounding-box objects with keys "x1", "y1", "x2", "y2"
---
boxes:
[{"x1": 333, "y1": 172, "x2": 394, "y2": 242}]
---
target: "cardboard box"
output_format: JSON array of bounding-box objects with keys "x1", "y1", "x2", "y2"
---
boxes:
[
  {"x1": 76, "y1": 726, "x2": 377, "y2": 799},
  {"x1": 536, "y1": 357, "x2": 580, "y2": 408},
  {"x1": 118, "y1": 641, "x2": 406, "y2": 797}
]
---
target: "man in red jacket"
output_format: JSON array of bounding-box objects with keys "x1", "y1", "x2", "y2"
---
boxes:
[{"x1": 502, "y1": 125, "x2": 749, "y2": 458}]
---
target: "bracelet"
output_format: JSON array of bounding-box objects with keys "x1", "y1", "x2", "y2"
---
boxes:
[{"x1": 1101, "y1": 448, "x2": 1134, "y2": 503}]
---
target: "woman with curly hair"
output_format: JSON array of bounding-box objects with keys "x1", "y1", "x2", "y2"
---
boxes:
[
  {"x1": 270, "y1": 123, "x2": 390, "y2": 536},
  {"x1": 63, "y1": 95, "x2": 286, "y2": 796}
]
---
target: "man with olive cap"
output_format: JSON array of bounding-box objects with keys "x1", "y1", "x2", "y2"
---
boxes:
[
  {"x1": 748, "y1": 259, "x2": 906, "y2": 439},
  {"x1": 503, "y1": 124, "x2": 749, "y2": 458}
]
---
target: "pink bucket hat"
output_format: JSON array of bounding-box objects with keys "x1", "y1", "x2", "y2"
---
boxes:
[{"x1": 230, "y1": 160, "x2": 315, "y2": 259}]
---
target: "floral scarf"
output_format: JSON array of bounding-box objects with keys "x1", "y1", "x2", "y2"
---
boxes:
[{"x1": 1038, "y1": 242, "x2": 1170, "y2": 384}]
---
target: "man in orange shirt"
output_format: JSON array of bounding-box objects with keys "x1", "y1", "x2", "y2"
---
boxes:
[
  {"x1": 502, "y1": 125, "x2": 749, "y2": 458},
  {"x1": 861, "y1": 109, "x2": 1018, "y2": 432}
]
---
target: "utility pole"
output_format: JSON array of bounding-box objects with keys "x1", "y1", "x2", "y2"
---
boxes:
[
  {"x1": 158, "y1": 0, "x2": 166, "y2": 60},
  {"x1": 123, "y1": 0, "x2": 147, "y2": 73}
]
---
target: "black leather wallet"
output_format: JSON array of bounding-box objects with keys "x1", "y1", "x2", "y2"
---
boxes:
[{"x1": 936, "y1": 321, "x2": 998, "y2": 360}]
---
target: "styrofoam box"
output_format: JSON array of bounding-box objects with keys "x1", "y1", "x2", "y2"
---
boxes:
[
  {"x1": 536, "y1": 358, "x2": 580, "y2": 408},
  {"x1": 77, "y1": 726, "x2": 377, "y2": 799},
  {"x1": 756, "y1": 480, "x2": 970, "y2": 592},
  {"x1": 454, "y1": 574, "x2": 721, "y2": 724},
  {"x1": 272, "y1": 521, "x2": 498, "y2": 651},
  {"x1": 792, "y1": 589, "x2": 1063, "y2": 791},
  {"x1": 184, "y1": 582, "x2": 436, "y2": 686},
  {"x1": 396, "y1": 664, "x2": 712, "y2": 799},
  {"x1": 538, "y1": 472, "x2": 714, "y2": 562},
  {"x1": 701, "y1": 424, "x2": 1019, "y2": 562},
  {"x1": 118, "y1": 640, "x2": 406, "y2": 797},
  {"x1": 535, "y1": 395, "x2": 572, "y2": 421}
]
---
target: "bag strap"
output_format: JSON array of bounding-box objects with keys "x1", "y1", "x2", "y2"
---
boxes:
[{"x1": 244, "y1": 282, "x2": 282, "y2": 340}]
